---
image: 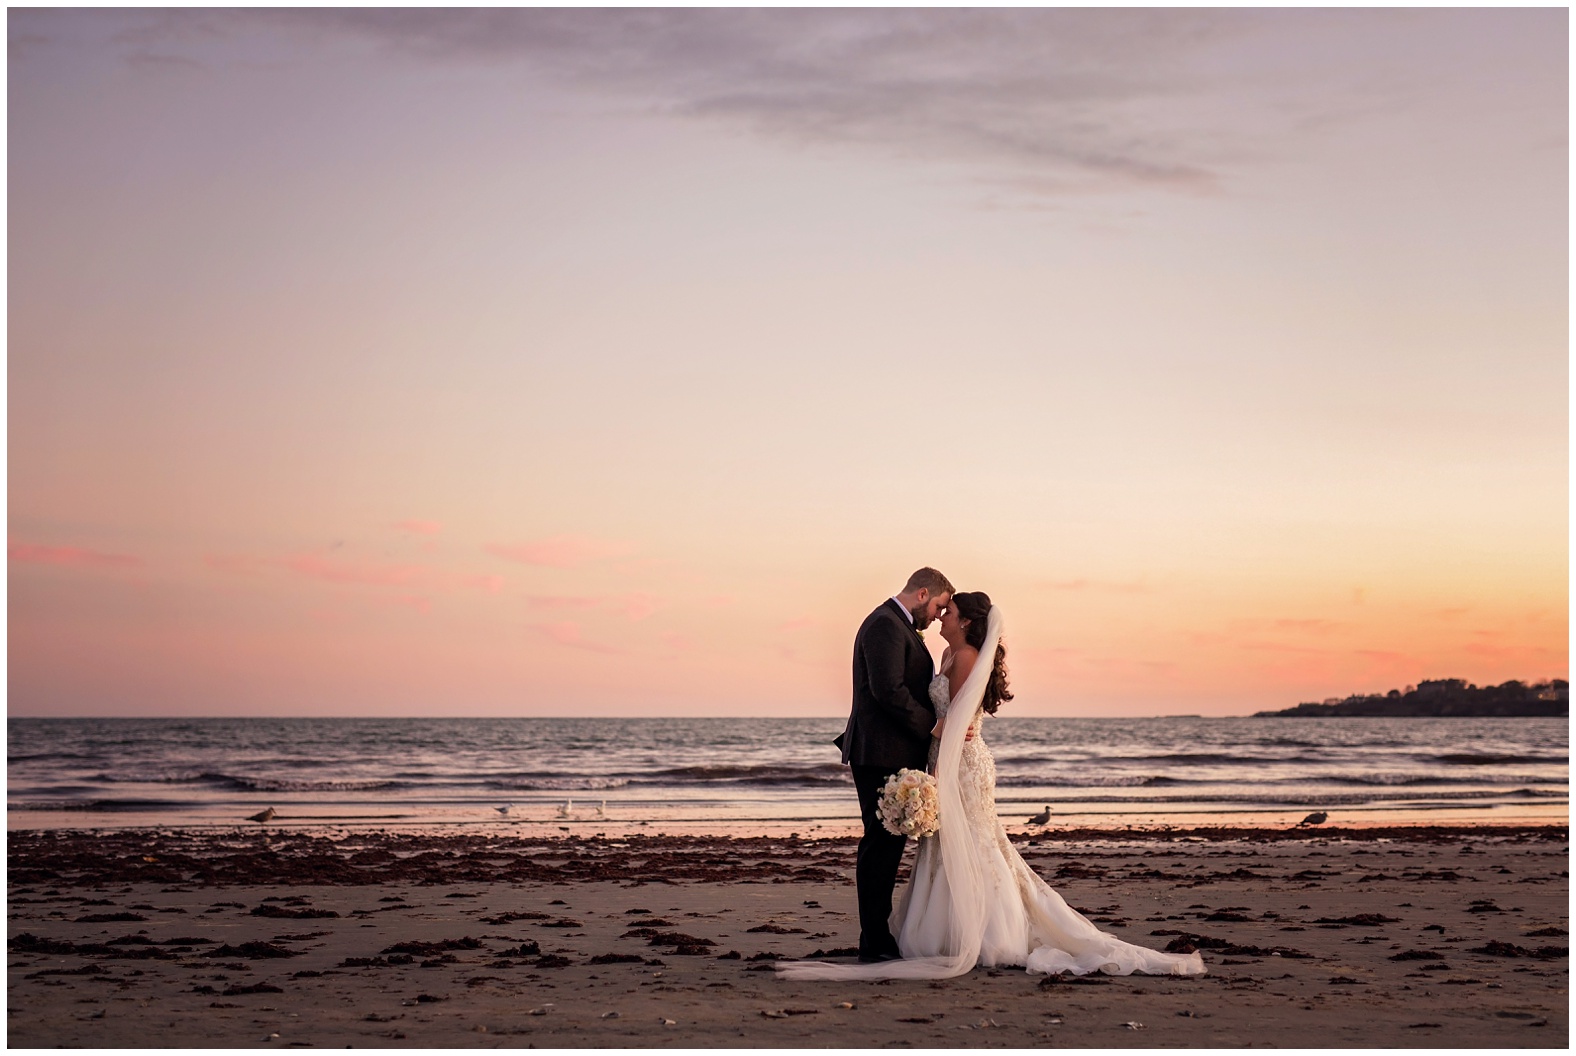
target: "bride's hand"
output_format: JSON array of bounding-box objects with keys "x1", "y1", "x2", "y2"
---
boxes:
[{"x1": 933, "y1": 717, "x2": 979, "y2": 740}]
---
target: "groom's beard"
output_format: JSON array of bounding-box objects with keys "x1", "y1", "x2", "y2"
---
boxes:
[{"x1": 909, "y1": 604, "x2": 931, "y2": 630}]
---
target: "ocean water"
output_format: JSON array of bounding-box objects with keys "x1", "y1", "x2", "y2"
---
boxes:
[{"x1": 7, "y1": 716, "x2": 1568, "y2": 832}]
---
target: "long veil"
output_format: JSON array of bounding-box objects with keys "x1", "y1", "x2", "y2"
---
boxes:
[{"x1": 775, "y1": 606, "x2": 1005, "y2": 981}]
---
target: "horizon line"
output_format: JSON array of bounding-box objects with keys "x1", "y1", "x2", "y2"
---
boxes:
[{"x1": 8, "y1": 711, "x2": 1556, "y2": 721}]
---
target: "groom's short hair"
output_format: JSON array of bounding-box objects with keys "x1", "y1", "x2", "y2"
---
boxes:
[{"x1": 904, "y1": 567, "x2": 954, "y2": 596}]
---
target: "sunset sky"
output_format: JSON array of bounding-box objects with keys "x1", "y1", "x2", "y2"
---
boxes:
[{"x1": 9, "y1": 9, "x2": 1567, "y2": 718}]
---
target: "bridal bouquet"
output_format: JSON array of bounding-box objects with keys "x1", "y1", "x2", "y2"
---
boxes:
[{"x1": 878, "y1": 768, "x2": 940, "y2": 838}]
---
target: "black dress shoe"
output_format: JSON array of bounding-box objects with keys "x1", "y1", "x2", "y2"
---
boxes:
[{"x1": 858, "y1": 951, "x2": 902, "y2": 963}]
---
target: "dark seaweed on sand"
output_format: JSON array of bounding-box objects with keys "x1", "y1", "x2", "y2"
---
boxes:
[
  {"x1": 203, "y1": 941, "x2": 301, "y2": 959},
  {"x1": 1154, "y1": 931, "x2": 1313, "y2": 958},
  {"x1": 1473, "y1": 940, "x2": 1568, "y2": 959},
  {"x1": 339, "y1": 955, "x2": 415, "y2": 967},
  {"x1": 480, "y1": 911, "x2": 551, "y2": 924},
  {"x1": 383, "y1": 937, "x2": 484, "y2": 956},
  {"x1": 252, "y1": 904, "x2": 339, "y2": 919}
]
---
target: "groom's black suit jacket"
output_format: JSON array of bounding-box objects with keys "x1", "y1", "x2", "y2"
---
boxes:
[{"x1": 835, "y1": 598, "x2": 937, "y2": 771}]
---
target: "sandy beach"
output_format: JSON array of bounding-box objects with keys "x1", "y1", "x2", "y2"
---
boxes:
[{"x1": 7, "y1": 823, "x2": 1567, "y2": 1048}]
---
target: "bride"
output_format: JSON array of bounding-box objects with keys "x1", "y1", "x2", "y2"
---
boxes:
[{"x1": 779, "y1": 592, "x2": 1205, "y2": 981}]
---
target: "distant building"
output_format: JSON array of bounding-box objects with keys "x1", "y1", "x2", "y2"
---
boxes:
[{"x1": 1415, "y1": 678, "x2": 1467, "y2": 698}]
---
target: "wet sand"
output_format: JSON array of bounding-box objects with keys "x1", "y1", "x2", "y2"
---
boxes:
[{"x1": 7, "y1": 824, "x2": 1568, "y2": 1047}]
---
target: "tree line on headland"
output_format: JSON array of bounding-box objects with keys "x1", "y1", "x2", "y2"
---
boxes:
[{"x1": 1256, "y1": 678, "x2": 1569, "y2": 717}]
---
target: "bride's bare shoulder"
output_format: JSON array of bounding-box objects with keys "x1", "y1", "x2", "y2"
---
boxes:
[{"x1": 950, "y1": 644, "x2": 980, "y2": 686}]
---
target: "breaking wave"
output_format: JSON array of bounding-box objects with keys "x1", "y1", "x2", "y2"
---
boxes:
[
  {"x1": 1435, "y1": 753, "x2": 1568, "y2": 766},
  {"x1": 91, "y1": 771, "x2": 407, "y2": 793},
  {"x1": 484, "y1": 776, "x2": 631, "y2": 791},
  {"x1": 646, "y1": 763, "x2": 853, "y2": 786}
]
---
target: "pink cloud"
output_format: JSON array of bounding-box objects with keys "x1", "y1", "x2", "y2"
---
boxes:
[
  {"x1": 525, "y1": 592, "x2": 655, "y2": 619},
  {"x1": 1222, "y1": 618, "x2": 1347, "y2": 637},
  {"x1": 536, "y1": 621, "x2": 624, "y2": 655},
  {"x1": 778, "y1": 616, "x2": 816, "y2": 631},
  {"x1": 485, "y1": 535, "x2": 632, "y2": 568},
  {"x1": 284, "y1": 553, "x2": 426, "y2": 588},
  {"x1": 1237, "y1": 640, "x2": 1327, "y2": 655},
  {"x1": 393, "y1": 520, "x2": 443, "y2": 536},
  {"x1": 205, "y1": 554, "x2": 267, "y2": 576},
  {"x1": 618, "y1": 592, "x2": 658, "y2": 621},
  {"x1": 612, "y1": 556, "x2": 675, "y2": 576},
  {"x1": 210, "y1": 549, "x2": 504, "y2": 597},
  {"x1": 774, "y1": 644, "x2": 829, "y2": 668},
  {"x1": 9, "y1": 542, "x2": 142, "y2": 569},
  {"x1": 661, "y1": 630, "x2": 696, "y2": 651},
  {"x1": 379, "y1": 594, "x2": 433, "y2": 614},
  {"x1": 1462, "y1": 641, "x2": 1562, "y2": 662},
  {"x1": 526, "y1": 594, "x2": 606, "y2": 610}
]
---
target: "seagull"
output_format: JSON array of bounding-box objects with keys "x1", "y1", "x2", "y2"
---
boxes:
[
  {"x1": 1297, "y1": 811, "x2": 1329, "y2": 827},
  {"x1": 595, "y1": 800, "x2": 607, "y2": 818},
  {"x1": 557, "y1": 799, "x2": 572, "y2": 818},
  {"x1": 247, "y1": 807, "x2": 277, "y2": 824},
  {"x1": 1027, "y1": 806, "x2": 1053, "y2": 826},
  {"x1": 494, "y1": 804, "x2": 513, "y2": 816}
]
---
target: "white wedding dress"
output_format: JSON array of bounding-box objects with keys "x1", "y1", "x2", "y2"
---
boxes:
[{"x1": 779, "y1": 607, "x2": 1205, "y2": 981}]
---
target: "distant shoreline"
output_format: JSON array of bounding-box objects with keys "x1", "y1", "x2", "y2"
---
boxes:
[{"x1": 1256, "y1": 677, "x2": 1568, "y2": 718}]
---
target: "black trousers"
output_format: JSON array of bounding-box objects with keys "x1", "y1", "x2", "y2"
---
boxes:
[{"x1": 851, "y1": 764, "x2": 908, "y2": 959}]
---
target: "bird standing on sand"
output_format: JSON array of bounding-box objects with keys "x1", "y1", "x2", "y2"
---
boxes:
[
  {"x1": 557, "y1": 799, "x2": 572, "y2": 818},
  {"x1": 595, "y1": 800, "x2": 607, "y2": 818},
  {"x1": 1026, "y1": 806, "x2": 1053, "y2": 826},
  {"x1": 494, "y1": 804, "x2": 513, "y2": 816},
  {"x1": 247, "y1": 807, "x2": 277, "y2": 824},
  {"x1": 1297, "y1": 811, "x2": 1329, "y2": 827}
]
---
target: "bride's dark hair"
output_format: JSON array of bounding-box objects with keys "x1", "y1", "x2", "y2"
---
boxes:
[{"x1": 951, "y1": 591, "x2": 1013, "y2": 715}]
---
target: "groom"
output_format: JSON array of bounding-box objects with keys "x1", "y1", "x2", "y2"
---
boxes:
[{"x1": 834, "y1": 567, "x2": 954, "y2": 962}]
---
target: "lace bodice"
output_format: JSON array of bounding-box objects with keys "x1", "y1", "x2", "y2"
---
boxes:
[
  {"x1": 928, "y1": 673, "x2": 952, "y2": 716},
  {"x1": 929, "y1": 673, "x2": 983, "y2": 735},
  {"x1": 928, "y1": 674, "x2": 996, "y2": 824}
]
